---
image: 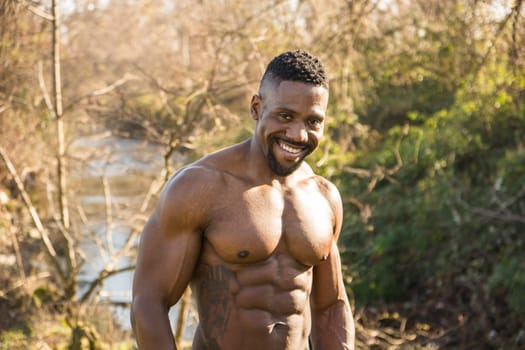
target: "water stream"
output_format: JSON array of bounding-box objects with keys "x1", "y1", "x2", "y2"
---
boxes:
[{"x1": 70, "y1": 133, "x2": 197, "y2": 338}]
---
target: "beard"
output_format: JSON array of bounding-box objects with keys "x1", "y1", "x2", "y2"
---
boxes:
[{"x1": 267, "y1": 138, "x2": 314, "y2": 176}]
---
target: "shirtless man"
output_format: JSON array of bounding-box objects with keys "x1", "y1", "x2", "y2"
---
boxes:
[{"x1": 131, "y1": 50, "x2": 355, "y2": 350}]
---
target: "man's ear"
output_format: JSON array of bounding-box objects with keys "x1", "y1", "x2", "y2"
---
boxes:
[{"x1": 250, "y1": 94, "x2": 261, "y2": 121}]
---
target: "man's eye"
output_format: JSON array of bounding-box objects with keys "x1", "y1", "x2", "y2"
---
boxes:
[
  {"x1": 309, "y1": 119, "x2": 323, "y2": 127},
  {"x1": 279, "y1": 113, "x2": 292, "y2": 120}
]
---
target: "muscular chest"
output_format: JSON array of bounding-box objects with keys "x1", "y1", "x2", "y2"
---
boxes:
[{"x1": 204, "y1": 183, "x2": 334, "y2": 266}]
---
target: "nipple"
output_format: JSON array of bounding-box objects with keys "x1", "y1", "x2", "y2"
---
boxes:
[{"x1": 238, "y1": 250, "x2": 249, "y2": 258}]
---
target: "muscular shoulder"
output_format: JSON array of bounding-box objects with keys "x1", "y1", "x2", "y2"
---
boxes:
[
  {"x1": 156, "y1": 165, "x2": 224, "y2": 233},
  {"x1": 313, "y1": 176, "x2": 342, "y2": 208},
  {"x1": 193, "y1": 141, "x2": 248, "y2": 176},
  {"x1": 162, "y1": 165, "x2": 223, "y2": 197},
  {"x1": 161, "y1": 141, "x2": 245, "y2": 202},
  {"x1": 312, "y1": 175, "x2": 343, "y2": 235}
]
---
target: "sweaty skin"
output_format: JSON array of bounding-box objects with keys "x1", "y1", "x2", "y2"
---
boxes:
[{"x1": 131, "y1": 81, "x2": 355, "y2": 350}]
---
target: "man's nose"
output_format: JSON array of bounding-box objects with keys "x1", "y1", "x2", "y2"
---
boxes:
[{"x1": 286, "y1": 122, "x2": 308, "y2": 143}]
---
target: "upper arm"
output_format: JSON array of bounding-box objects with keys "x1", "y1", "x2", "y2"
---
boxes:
[
  {"x1": 311, "y1": 179, "x2": 346, "y2": 308},
  {"x1": 310, "y1": 180, "x2": 355, "y2": 349},
  {"x1": 132, "y1": 167, "x2": 213, "y2": 307}
]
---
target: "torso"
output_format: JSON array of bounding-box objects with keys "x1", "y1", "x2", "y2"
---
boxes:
[{"x1": 189, "y1": 161, "x2": 336, "y2": 350}]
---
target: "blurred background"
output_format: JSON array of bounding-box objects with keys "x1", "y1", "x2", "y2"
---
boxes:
[{"x1": 0, "y1": 0, "x2": 523, "y2": 348}]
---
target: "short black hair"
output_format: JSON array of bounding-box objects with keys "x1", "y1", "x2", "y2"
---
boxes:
[{"x1": 260, "y1": 50, "x2": 328, "y2": 90}]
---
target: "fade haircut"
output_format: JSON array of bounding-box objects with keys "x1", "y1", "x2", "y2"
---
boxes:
[{"x1": 259, "y1": 50, "x2": 328, "y2": 92}]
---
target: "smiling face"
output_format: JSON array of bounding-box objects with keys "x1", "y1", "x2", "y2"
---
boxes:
[{"x1": 250, "y1": 80, "x2": 329, "y2": 177}]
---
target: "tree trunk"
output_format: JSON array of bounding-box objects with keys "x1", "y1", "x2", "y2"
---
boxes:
[
  {"x1": 51, "y1": 0, "x2": 69, "y2": 230},
  {"x1": 52, "y1": 0, "x2": 77, "y2": 299}
]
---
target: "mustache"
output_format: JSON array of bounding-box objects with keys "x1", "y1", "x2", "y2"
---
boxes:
[{"x1": 273, "y1": 137, "x2": 314, "y2": 149}]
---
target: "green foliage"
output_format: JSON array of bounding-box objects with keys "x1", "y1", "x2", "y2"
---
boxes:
[
  {"x1": 337, "y1": 49, "x2": 525, "y2": 332},
  {"x1": 490, "y1": 255, "x2": 525, "y2": 314},
  {"x1": 0, "y1": 329, "x2": 28, "y2": 350},
  {"x1": 325, "y1": 11, "x2": 525, "y2": 345},
  {"x1": 32, "y1": 286, "x2": 57, "y2": 309}
]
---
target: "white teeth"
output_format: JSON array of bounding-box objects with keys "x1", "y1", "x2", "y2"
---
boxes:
[{"x1": 279, "y1": 141, "x2": 302, "y2": 154}]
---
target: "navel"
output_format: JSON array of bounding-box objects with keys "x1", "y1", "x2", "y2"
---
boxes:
[
  {"x1": 238, "y1": 250, "x2": 249, "y2": 259},
  {"x1": 268, "y1": 322, "x2": 288, "y2": 334}
]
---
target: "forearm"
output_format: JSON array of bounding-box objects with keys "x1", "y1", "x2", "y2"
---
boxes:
[
  {"x1": 310, "y1": 299, "x2": 355, "y2": 350},
  {"x1": 131, "y1": 298, "x2": 177, "y2": 350}
]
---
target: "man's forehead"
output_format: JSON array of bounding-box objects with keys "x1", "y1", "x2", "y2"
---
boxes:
[
  {"x1": 260, "y1": 79, "x2": 328, "y2": 99},
  {"x1": 260, "y1": 81, "x2": 329, "y2": 118}
]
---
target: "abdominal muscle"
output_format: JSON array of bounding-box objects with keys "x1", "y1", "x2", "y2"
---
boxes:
[{"x1": 190, "y1": 251, "x2": 313, "y2": 350}]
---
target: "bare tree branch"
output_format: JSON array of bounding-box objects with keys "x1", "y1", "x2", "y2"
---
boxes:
[
  {"x1": 92, "y1": 74, "x2": 139, "y2": 96},
  {"x1": 458, "y1": 185, "x2": 525, "y2": 224},
  {"x1": 0, "y1": 145, "x2": 65, "y2": 282},
  {"x1": 79, "y1": 265, "x2": 135, "y2": 304},
  {"x1": 9, "y1": 224, "x2": 27, "y2": 288},
  {"x1": 102, "y1": 176, "x2": 114, "y2": 256},
  {"x1": 64, "y1": 74, "x2": 140, "y2": 112},
  {"x1": 17, "y1": 0, "x2": 54, "y2": 21},
  {"x1": 0, "y1": 272, "x2": 52, "y2": 300},
  {"x1": 37, "y1": 60, "x2": 55, "y2": 118},
  {"x1": 343, "y1": 138, "x2": 404, "y2": 192},
  {"x1": 51, "y1": 0, "x2": 70, "y2": 231}
]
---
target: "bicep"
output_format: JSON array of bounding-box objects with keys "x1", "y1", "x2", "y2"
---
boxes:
[
  {"x1": 133, "y1": 166, "x2": 215, "y2": 307},
  {"x1": 133, "y1": 210, "x2": 202, "y2": 308},
  {"x1": 311, "y1": 242, "x2": 348, "y2": 310},
  {"x1": 310, "y1": 243, "x2": 355, "y2": 349},
  {"x1": 313, "y1": 181, "x2": 346, "y2": 307}
]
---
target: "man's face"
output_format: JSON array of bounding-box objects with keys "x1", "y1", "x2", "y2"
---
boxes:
[{"x1": 251, "y1": 80, "x2": 329, "y2": 176}]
